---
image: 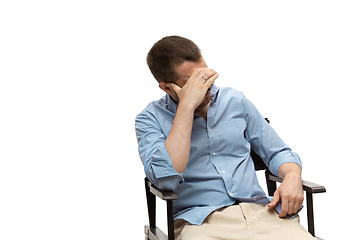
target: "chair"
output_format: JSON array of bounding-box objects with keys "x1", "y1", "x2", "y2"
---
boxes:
[{"x1": 144, "y1": 119, "x2": 326, "y2": 240}]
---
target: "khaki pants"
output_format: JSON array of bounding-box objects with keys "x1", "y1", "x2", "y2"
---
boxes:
[{"x1": 174, "y1": 203, "x2": 316, "y2": 240}]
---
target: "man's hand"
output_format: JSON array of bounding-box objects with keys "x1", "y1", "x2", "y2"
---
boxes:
[
  {"x1": 169, "y1": 67, "x2": 218, "y2": 111},
  {"x1": 267, "y1": 163, "x2": 304, "y2": 218}
]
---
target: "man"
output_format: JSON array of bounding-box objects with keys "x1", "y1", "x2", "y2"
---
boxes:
[{"x1": 135, "y1": 36, "x2": 315, "y2": 240}]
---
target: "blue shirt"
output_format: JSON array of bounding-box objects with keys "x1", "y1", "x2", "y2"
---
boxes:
[{"x1": 135, "y1": 86, "x2": 302, "y2": 225}]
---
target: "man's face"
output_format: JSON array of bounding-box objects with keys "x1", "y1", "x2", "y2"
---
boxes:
[{"x1": 172, "y1": 58, "x2": 212, "y2": 108}]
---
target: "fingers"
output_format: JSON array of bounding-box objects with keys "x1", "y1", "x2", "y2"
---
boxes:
[
  {"x1": 188, "y1": 67, "x2": 207, "y2": 82},
  {"x1": 279, "y1": 200, "x2": 288, "y2": 218},
  {"x1": 280, "y1": 200, "x2": 301, "y2": 217},
  {"x1": 267, "y1": 190, "x2": 280, "y2": 208},
  {"x1": 195, "y1": 68, "x2": 218, "y2": 89},
  {"x1": 180, "y1": 67, "x2": 218, "y2": 96},
  {"x1": 202, "y1": 68, "x2": 218, "y2": 81},
  {"x1": 289, "y1": 201, "x2": 296, "y2": 215},
  {"x1": 204, "y1": 72, "x2": 219, "y2": 88},
  {"x1": 295, "y1": 199, "x2": 303, "y2": 214},
  {"x1": 191, "y1": 67, "x2": 217, "y2": 82}
]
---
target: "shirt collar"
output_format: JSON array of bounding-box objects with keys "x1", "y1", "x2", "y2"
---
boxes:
[{"x1": 164, "y1": 85, "x2": 220, "y2": 114}]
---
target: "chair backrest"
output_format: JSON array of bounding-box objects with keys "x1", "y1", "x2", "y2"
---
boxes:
[{"x1": 251, "y1": 150, "x2": 268, "y2": 171}]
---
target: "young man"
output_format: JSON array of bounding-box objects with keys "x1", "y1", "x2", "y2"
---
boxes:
[{"x1": 135, "y1": 36, "x2": 315, "y2": 240}]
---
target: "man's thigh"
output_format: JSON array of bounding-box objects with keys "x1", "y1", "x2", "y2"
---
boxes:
[
  {"x1": 174, "y1": 203, "x2": 316, "y2": 240},
  {"x1": 244, "y1": 203, "x2": 316, "y2": 240}
]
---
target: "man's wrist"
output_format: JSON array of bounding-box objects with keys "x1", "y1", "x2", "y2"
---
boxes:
[
  {"x1": 177, "y1": 102, "x2": 196, "y2": 114},
  {"x1": 283, "y1": 171, "x2": 301, "y2": 180}
]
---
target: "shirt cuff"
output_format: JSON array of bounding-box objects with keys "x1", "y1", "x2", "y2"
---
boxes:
[
  {"x1": 146, "y1": 146, "x2": 183, "y2": 191},
  {"x1": 268, "y1": 150, "x2": 302, "y2": 177}
]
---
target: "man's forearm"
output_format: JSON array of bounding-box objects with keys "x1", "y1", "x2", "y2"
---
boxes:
[
  {"x1": 165, "y1": 104, "x2": 194, "y2": 173},
  {"x1": 278, "y1": 162, "x2": 302, "y2": 179}
]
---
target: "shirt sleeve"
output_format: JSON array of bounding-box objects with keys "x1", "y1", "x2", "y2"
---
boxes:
[
  {"x1": 135, "y1": 111, "x2": 182, "y2": 191},
  {"x1": 241, "y1": 94, "x2": 302, "y2": 177}
]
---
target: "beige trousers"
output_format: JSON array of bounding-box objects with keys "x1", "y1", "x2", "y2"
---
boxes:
[{"x1": 174, "y1": 203, "x2": 316, "y2": 240}]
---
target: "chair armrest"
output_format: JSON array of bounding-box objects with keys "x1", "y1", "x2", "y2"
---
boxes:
[
  {"x1": 267, "y1": 174, "x2": 326, "y2": 194},
  {"x1": 302, "y1": 180, "x2": 326, "y2": 194},
  {"x1": 147, "y1": 179, "x2": 178, "y2": 200}
]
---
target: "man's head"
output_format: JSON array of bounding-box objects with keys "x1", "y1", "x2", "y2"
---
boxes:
[{"x1": 146, "y1": 36, "x2": 202, "y2": 84}]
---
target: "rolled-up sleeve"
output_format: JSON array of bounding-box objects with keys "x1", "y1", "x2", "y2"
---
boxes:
[
  {"x1": 242, "y1": 94, "x2": 302, "y2": 177},
  {"x1": 135, "y1": 112, "x2": 182, "y2": 191}
]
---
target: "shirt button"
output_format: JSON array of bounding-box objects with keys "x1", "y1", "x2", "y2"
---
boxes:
[
  {"x1": 222, "y1": 171, "x2": 225, "y2": 173},
  {"x1": 212, "y1": 152, "x2": 216, "y2": 156},
  {"x1": 209, "y1": 128, "x2": 212, "y2": 132}
]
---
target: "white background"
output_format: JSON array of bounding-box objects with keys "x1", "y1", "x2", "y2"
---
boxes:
[{"x1": 1, "y1": 1, "x2": 359, "y2": 239}]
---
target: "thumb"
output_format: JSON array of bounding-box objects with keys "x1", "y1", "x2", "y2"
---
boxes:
[
  {"x1": 168, "y1": 83, "x2": 181, "y2": 94},
  {"x1": 267, "y1": 190, "x2": 280, "y2": 208}
]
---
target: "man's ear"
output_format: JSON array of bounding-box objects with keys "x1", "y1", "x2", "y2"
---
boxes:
[{"x1": 159, "y1": 82, "x2": 172, "y2": 94}]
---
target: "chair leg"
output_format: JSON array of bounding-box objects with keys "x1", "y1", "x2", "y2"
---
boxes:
[
  {"x1": 306, "y1": 192, "x2": 315, "y2": 237},
  {"x1": 145, "y1": 178, "x2": 156, "y2": 228},
  {"x1": 167, "y1": 200, "x2": 174, "y2": 240}
]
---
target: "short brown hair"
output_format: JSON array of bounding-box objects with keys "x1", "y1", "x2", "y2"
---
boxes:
[{"x1": 146, "y1": 36, "x2": 202, "y2": 83}]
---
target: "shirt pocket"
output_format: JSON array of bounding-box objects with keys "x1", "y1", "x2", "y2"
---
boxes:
[{"x1": 220, "y1": 118, "x2": 250, "y2": 157}]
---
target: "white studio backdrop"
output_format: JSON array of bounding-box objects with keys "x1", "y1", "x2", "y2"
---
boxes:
[{"x1": 1, "y1": 1, "x2": 359, "y2": 239}]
